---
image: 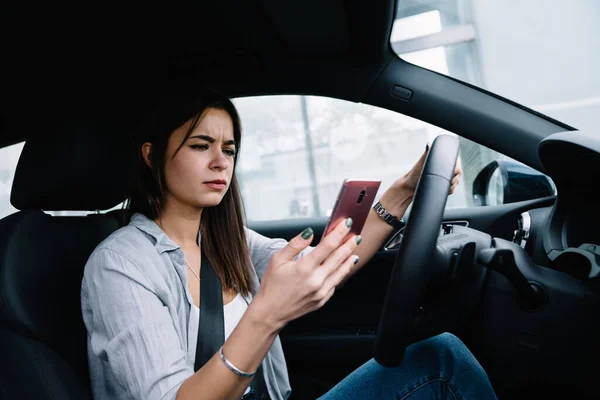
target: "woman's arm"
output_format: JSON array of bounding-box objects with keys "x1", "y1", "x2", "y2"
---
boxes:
[
  {"x1": 176, "y1": 300, "x2": 280, "y2": 400},
  {"x1": 83, "y1": 248, "x2": 191, "y2": 400},
  {"x1": 182, "y1": 219, "x2": 360, "y2": 399},
  {"x1": 340, "y1": 180, "x2": 413, "y2": 285},
  {"x1": 342, "y1": 150, "x2": 462, "y2": 286},
  {"x1": 83, "y1": 248, "x2": 281, "y2": 400},
  {"x1": 242, "y1": 192, "x2": 407, "y2": 290}
]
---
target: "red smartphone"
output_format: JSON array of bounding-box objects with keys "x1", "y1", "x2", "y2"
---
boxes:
[{"x1": 322, "y1": 179, "x2": 382, "y2": 238}]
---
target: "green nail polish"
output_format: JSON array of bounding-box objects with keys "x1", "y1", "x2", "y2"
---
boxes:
[
  {"x1": 345, "y1": 218, "x2": 353, "y2": 228},
  {"x1": 355, "y1": 235, "x2": 362, "y2": 245},
  {"x1": 354, "y1": 255, "x2": 360, "y2": 264},
  {"x1": 301, "y1": 227, "x2": 314, "y2": 240}
]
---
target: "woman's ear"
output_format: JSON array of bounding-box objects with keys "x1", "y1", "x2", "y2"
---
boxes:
[{"x1": 141, "y1": 142, "x2": 152, "y2": 168}]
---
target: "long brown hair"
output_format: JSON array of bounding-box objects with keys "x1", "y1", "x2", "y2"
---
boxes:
[{"x1": 126, "y1": 88, "x2": 253, "y2": 296}]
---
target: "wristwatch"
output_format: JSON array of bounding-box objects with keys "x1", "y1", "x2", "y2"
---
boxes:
[{"x1": 372, "y1": 201, "x2": 405, "y2": 230}]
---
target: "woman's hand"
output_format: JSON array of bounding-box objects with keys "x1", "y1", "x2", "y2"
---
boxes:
[
  {"x1": 252, "y1": 218, "x2": 360, "y2": 330},
  {"x1": 380, "y1": 144, "x2": 463, "y2": 216}
]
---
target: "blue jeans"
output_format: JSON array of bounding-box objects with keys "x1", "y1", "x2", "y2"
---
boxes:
[{"x1": 317, "y1": 333, "x2": 497, "y2": 400}]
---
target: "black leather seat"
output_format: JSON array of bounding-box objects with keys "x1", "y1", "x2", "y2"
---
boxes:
[{"x1": 0, "y1": 124, "x2": 132, "y2": 399}]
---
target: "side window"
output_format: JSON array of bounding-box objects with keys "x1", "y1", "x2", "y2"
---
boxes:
[
  {"x1": 0, "y1": 142, "x2": 25, "y2": 220},
  {"x1": 233, "y1": 95, "x2": 554, "y2": 222}
]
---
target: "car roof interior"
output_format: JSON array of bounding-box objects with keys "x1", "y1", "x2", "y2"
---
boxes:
[
  {"x1": 2, "y1": 1, "x2": 394, "y2": 144},
  {"x1": 2, "y1": 1, "x2": 573, "y2": 172}
]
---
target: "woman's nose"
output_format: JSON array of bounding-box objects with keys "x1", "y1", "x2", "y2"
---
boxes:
[{"x1": 210, "y1": 150, "x2": 230, "y2": 170}]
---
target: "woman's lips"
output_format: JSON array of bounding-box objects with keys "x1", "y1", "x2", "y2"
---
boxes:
[{"x1": 204, "y1": 181, "x2": 227, "y2": 190}]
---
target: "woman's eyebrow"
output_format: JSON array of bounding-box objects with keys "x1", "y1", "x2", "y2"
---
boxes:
[{"x1": 189, "y1": 134, "x2": 236, "y2": 146}]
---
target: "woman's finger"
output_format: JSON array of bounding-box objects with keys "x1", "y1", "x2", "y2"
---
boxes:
[
  {"x1": 306, "y1": 218, "x2": 353, "y2": 265},
  {"x1": 319, "y1": 235, "x2": 360, "y2": 280},
  {"x1": 316, "y1": 286, "x2": 337, "y2": 310},
  {"x1": 449, "y1": 182, "x2": 458, "y2": 194},
  {"x1": 273, "y1": 227, "x2": 314, "y2": 266},
  {"x1": 454, "y1": 156, "x2": 463, "y2": 176},
  {"x1": 326, "y1": 254, "x2": 358, "y2": 290},
  {"x1": 316, "y1": 254, "x2": 358, "y2": 307}
]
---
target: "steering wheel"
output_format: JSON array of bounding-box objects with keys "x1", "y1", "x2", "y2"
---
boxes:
[{"x1": 374, "y1": 134, "x2": 459, "y2": 367}]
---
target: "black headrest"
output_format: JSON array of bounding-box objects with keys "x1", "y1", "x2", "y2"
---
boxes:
[{"x1": 11, "y1": 122, "x2": 133, "y2": 211}]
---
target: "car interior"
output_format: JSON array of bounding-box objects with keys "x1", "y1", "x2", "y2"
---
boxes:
[{"x1": 1, "y1": 1, "x2": 599, "y2": 399}]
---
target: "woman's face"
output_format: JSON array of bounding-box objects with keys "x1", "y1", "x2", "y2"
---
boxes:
[{"x1": 160, "y1": 107, "x2": 237, "y2": 209}]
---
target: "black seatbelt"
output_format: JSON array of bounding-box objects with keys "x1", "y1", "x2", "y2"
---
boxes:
[
  {"x1": 194, "y1": 250, "x2": 224, "y2": 371},
  {"x1": 194, "y1": 250, "x2": 268, "y2": 399}
]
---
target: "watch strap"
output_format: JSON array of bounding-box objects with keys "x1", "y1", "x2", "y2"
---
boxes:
[{"x1": 372, "y1": 201, "x2": 405, "y2": 230}]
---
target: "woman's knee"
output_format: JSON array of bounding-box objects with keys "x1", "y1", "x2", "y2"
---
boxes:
[
  {"x1": 414, "y1": 332, "x2": 481, "y2": 373},
  {"x1": 425, "y1": 332, "x2": 464, "y2": 352},
  {"x1": 414, "y1": 333, "x2": 496, "y2": 398}
]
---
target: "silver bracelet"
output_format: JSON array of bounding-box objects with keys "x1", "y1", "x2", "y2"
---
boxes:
[{"x1": 219, "y1": 346, "x2": 256, "y2": 378}]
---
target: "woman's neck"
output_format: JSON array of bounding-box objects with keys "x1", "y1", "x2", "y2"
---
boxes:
[{"x1": 154, "y1": 200, "x2": 203, "y2": 249}]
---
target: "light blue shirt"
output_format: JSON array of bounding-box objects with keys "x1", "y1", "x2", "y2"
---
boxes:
[{"x1": 81, "y1": 212, "x2": 307, "y2": 400}]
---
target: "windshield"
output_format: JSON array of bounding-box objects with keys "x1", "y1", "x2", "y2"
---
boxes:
[{"x1": 391, "y1": 0, "x2": 600, "y2": 133}]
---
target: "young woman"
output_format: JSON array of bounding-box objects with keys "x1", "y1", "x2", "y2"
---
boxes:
[{"x1": 81, "y1": 89, "x2": 497, "y2": 400}]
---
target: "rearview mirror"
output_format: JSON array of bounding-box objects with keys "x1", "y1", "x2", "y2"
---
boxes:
[{"x1": 472, "y1": 160, "x2": 555, "y2": 206}]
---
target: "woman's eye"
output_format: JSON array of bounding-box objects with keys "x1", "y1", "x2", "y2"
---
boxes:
[
  {"x1": 224, "y1": 149, "x2": 236, "y2": 157},
  {"x1": 190, "y1": 144, "x2": 209, "y2": 151}
]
